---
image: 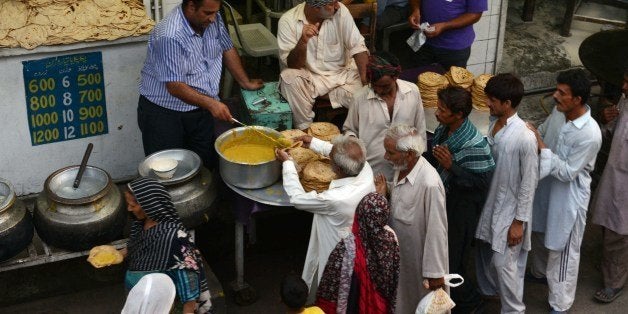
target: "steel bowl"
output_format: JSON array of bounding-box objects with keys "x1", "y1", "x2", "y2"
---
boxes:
[
  {"x1": 215, "y1": 126, "x2": 281, "y2": 189},
  {"x1": 138, "y1": 149, "x2": 201, "y2": 186}
]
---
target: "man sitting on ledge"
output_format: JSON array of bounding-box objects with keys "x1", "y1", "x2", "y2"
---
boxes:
[{"x1": 277, "y1": 0, "x2": 369, "y2": 130}]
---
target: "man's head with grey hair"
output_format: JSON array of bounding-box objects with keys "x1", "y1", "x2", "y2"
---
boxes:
[
  {"x1": 384, "y1": 125, "x2": 423, "y2": 171},
  {"x1": 305, "y1": 0, "x2": 334, "y2": 7},
  {"x1": 330, "y1": 134, "x2": 367, "y2": 177},
  {"x1": 385, "y1": 125, "x2": 425, "y2": 155}
]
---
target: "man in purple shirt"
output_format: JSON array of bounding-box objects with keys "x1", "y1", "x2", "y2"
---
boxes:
[{"x1": 408, "y1": 0, "x2": 487, "y2": 70}]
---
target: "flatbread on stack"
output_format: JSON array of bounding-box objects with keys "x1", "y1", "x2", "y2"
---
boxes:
[
  {"x1": 289, "y1": 146, "x2": 320, "y2": 173},
  {"x1": 280, "y1": 129, "x2": 307, "y2": 148},
  {"x1": 280, "y1": 129, "x2": 307, "y2": 140},
  {"x1": 471, "y1": 74, "x2": 492, "y2": 112},
  {"x1": 444, "y1": 66, "x2": 474, "y2": 90},
  {"x1": 87, "y1": 245, "x2": 124, "y2": 268},
  {"x1": 0, "y1": 0, "x2": 155, "y2": 50},
  {"x1": 300, "y1": 160, "x2": 337, "y2": 193},
  {"x1": 307, "y1": 122, "x2": 340, "y2": 142},
  {"x1": 418, "y1": 72, "x2": 449, "y2": 108}
]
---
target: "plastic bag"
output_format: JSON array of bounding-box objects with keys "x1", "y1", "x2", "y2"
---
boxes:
[
  {"x1": 406, "y1": 23, "x2": 435, "y2": 52},
  {"x1": 415, "y1": 274, "x2": 464, "y2": 314}
]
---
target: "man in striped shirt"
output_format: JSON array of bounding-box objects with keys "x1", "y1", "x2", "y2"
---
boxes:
[{"x1": 138, "y1": 0, "x2": 263, "y2": 169}]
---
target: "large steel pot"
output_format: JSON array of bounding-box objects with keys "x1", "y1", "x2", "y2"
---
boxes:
[
  {"x1": 34, "y1": 166, "x2": 126, "y2": 251},
  {"x1": 215, "y1": 126, "x2": 281, "y2": 189},
  {"x1": 138, "y1": 149, "x2": 217, "y2": 229},
  {"x1": 0, "y1": 178, "x2": 34, "y2": 262}
]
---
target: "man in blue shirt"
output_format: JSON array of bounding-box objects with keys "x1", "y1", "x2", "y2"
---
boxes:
[
  {"x1": 408, "y1": 0, "x2": 487, "y2": 70},
  {"x1": 138, "y1": 0, "x2": 263, "y2": 168}
]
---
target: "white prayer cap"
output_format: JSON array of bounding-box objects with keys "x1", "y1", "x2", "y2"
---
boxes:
[{"x1": 121, "y1": 273, "x2": 176, "y2": 314}]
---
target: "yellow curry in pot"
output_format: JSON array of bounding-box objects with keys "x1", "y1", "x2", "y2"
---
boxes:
[{"x1": 220, "y1": 129, "x2": 287, "y2": 164}]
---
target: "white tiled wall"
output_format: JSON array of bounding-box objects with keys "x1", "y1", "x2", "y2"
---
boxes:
[{"x1": 469, "y1": 0, "x2": 506, "y2": 76}]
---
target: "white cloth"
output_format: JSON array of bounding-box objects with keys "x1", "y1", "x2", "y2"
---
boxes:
[
  {"x1": 476, "y1": 241, "x2": 527, "y2": 314},
  {"x1": 531, "y1": 106, "x2": 602, "y2": 250},
  {"x1": 277, "y1": 2, "x2": 368, "y2": 129},
  {"x1": 343, "y1": 80, "x2": 427, "y2": 180},
  {"x1": 591, "y1": 95, "x2": 628, "y2": 235},
  {"x1": 530, "y1": 206, "x2": 586, "y2": 311},
  {"x1": 281, "y1": 137, "x2": 375, "y2": 290},
  {"x1": 476, "y1": 113, "x2": 538, "y2": 254},
  {"x1": 389, "y1": 157, "x2": 448, "y2": 314},
  {"x1": 121, "y1": 273, "x2": 176, "y2": 314}
]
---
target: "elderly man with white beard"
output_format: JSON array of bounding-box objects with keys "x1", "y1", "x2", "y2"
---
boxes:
[{"x1": 375, "y1": 124, "x2": 449, "y2": 314}]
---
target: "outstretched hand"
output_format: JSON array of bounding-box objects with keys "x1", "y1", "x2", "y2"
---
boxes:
[{"x1": 374, "y1": 173, "x2": 387, "y2": 196}]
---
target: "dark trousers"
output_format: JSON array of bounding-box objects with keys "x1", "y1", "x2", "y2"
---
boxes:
[
  {"x1": 137, "y1": 96, "x2": 216, "y2": 170},
  {"x1": 414, "y1": 44, "x2": 471, "y2": 71},
  {"x1": 447, "y1": 191, "x2": 483, "y2": 312}
]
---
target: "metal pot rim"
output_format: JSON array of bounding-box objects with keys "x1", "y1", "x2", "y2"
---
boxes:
[
  {"x1": 138, "y1": 149, "x2": 201, "y2": 185},
  {"x1": 0, "y1": 178, "x2": 16, "y2": 212},
  {"x1": 214, "y1": 126, "x2": 282, "y2": 166},
  {"x1": 44, "y1": 165, "x2": 113, "y2": 205}
]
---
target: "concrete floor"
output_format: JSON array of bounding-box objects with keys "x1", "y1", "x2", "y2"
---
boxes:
[{"x1": 2, "y1": 0, "x2": 626, "y2": 313}]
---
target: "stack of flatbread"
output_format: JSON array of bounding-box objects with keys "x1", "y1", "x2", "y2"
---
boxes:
[
  {"x1": 418, "y1": 72, "x2": 449, "y2": 108},
  {"x1": 307, "y1": 122, "x2": 340, "y2": 142},
  {"x1": 300, "y1": 160, "x2": 337, "y2": 193},
  {"x1": 471, "y1": 74, "x2": 492, "y2": 112},
  {"x1": 0, "y1": 0, "x2": 154, "y2": 50},
  {"x1": 444, "y1": 66, "x2": 474, "y2": 90}
]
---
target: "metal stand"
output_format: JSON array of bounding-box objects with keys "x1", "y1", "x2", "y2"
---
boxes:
[
  {"x1": 230, "y1": 221, "x2": 258, "y2": 305},
  {"x1": 223, "y1": 180, "x2": 291, "y2": 306},
  {"x1": 0, "y1": 229, "x2": 127, "y2": 273}
]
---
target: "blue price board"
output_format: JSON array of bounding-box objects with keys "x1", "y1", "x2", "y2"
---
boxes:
[{"x1": 22, "y1": 52, "x2": 108, "y2": 146}]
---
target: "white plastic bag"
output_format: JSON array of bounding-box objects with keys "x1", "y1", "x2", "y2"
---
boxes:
[
  {"x1": 406, "y1": 22, "x2": 435, "y2": 52},
  {"x1": 415, "y1": 274, "x2": 464, "y2": 314}
]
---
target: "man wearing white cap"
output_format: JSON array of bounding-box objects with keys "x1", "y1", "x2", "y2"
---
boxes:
[{"x1": 278, "y1": 0, "x2": 369, "y2": 130}]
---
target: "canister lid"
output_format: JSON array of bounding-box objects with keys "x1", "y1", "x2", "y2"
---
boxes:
[
  {"x1": 138, "y1": 149, "x2": 201, "y2": 185},
  {"x1": 44, "y1": 166, "x2": 112, "y2": 204},
  {"x1": 0, "y1": 178, "x2": 16, "y2": 211}
]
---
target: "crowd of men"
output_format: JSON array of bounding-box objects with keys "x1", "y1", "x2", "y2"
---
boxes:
[{"x1": 133, "y1": 0, "x2": 627, "y2": 312}]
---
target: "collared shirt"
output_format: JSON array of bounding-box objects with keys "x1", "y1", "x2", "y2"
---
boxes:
[
  {"x1": 277, "y1": 2, "x2": 368, "y2": 74},
  {"x1": 139, "y1": 7, "x2": 233, "y2": 112},
  {"x1": 281, "y1": 138, "x2": 375, "y2": 289},
  {"x1": 476, "y1": 113, "x2": 538, "y2": 254},
  {"x1": 421, "y1": 0, "x2": 487, "y2": 50},
  {"x1": 592, "y1": 95, "x2": 628, "y2": 234},
  {"x1": 532, "y1": 106, "x2": 602, "y2": 250},
  {"x1": 343, "y1": 80, "x2": 427, "y2": 180},
  {"x1": 389, "y1": 157, "x2": 448, "y2": 314}
]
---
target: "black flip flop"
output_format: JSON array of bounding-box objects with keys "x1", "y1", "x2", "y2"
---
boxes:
[{"x1": 594, "y1": 287, "x2": 623, "y2": 303}]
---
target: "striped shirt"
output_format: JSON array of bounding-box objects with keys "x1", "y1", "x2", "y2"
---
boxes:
[{"x1": 139, "y1": 7, "x2": 233, "y2": 112}]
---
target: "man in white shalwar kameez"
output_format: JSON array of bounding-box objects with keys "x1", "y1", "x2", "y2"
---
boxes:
[
  {"x1": 276, "y1": 134, "x2": 375, "y2": 299},
  {"x1": 343, "y1": 52, "x2": 427, "y2": 181},
  {"x1": 374, "y1": 125, "x2": 448, "y2": 314},
  {"x1": 591, "y1": 69, "x2": 628, "y2": 303},
  {"x1": 277, "y1": 0, "x2": 369, "y2": 130},
  {"x1": 475, "y1": 74, "x2": 538, "y2": 314},
  {"x1": 527, "y1": 69, "x2": 602, "y2": 313}
]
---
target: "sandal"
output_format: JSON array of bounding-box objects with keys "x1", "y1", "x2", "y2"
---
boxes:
[{"x1": 594, "y1": 287, "x2": 623, "y2": 303}]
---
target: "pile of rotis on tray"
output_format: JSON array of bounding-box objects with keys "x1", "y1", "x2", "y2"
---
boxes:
[
  {"x1": 417, "y1": 66, "x2": 492, "y2": 112},
  {"x1": 0, "y1": 0, "x2": 154, "y2": 50},
  {"x1": 280, "y1": 122, "x2": 341, "y2": 193}
]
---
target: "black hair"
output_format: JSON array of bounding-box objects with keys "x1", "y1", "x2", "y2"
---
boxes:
[
  {"x1": 182, "y1": 0, "x2": 219, "y2": 8},
  {"x1": 556, "y1": 69, "x2": 591, "y2": 105},
  {"x1": 437, "y1": 85, "x2": 472, "y2": 118},
  {"x1": 372, "y1": 51, "x2": 401, "y2": 69},
  {"x1": 280, "y1": 274, "x2": 309, "y2": 310},
  {"x1": 484, "y1": 73, "x2": 524, "y2": 108}
]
